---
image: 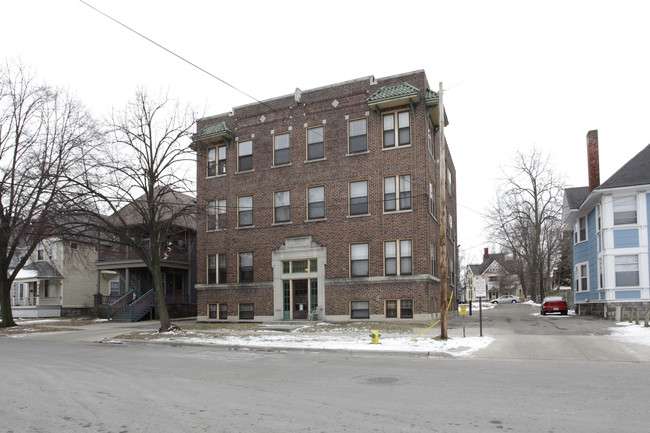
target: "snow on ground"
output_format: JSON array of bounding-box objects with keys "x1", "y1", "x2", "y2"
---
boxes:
[
  {"x1": 609, "y1": 321, "x2": 650, "y2": 347},
  {"x1": 151, "y1": 329, "x2": 494, "y2": 357}
]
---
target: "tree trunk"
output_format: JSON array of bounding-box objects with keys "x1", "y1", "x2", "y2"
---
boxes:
[{"x1": 0, "y1": 277, "x2": 17, "y2": 328}]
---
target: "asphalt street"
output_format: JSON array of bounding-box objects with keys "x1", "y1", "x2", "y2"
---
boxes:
[{"x1": 2, "y1": 305, "x2": 650, "y2": 433}]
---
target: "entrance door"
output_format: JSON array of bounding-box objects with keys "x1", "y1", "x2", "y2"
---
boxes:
[{"x1": 293, "y1": 279, "x2": 308, "y2": 319}]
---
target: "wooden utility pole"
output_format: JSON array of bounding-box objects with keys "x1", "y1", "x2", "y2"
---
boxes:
[{"x1": 438, "y1": 82, "x2": 448, "y2": 340}]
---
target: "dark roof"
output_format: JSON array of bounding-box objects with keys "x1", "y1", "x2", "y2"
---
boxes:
[
  {"x1": 366, "y1": 82, "x2": 420, "y2": 104},
  {"x1": 469, "y1": 253, "x2": 507, "y2": 275},
  {"x1": 18, "y1": 262, "x2": 63, "y2": 279},
  {"x1": 598, "y1": 144, "x2": 650, "y2": 190},
  {"x1": 564, "y1": 186, "x2": 590, "y2": 209},
  {"x1": 192, "y1": 121, "x2": 234, "y2": 141}
]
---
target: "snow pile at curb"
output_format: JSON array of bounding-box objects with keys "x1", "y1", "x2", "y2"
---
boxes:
[{"x1": 609, "y1": 322, "x2": 650, "y2": 346}]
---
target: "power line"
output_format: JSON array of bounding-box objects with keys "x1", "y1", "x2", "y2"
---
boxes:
[{"x1": 78, "y1": 0, "x2": 278, "y2": 113}]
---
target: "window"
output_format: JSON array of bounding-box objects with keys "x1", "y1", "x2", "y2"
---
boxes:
[
  {"x1": 428, "y1": 123, "x2": 434, "y2": 155},
  {"x1": 307, "y1": 126, "x2": 324, "y2": 160},
  {"x1": 274, "y1": 133, "x2": 290, "y2": 165},
  {"x1": 348, "y1": 118, "x2": 367, "y2": 153},
  {"x1": 382, "y1": 111, "x2": 410, "y2": 148},
  {"x1": 217, "y1": 145, "x2": 226, "y2": 175},
  {"x1": 349, "y1": 180, "x2": 368, "y2": 215},
  {"x1": 239, "y1": 303, "x2": 254, "y2": 320},
  {"x1": 217, "y1": 199, "x2": 226, "y2": 229},
  {"x1": 207, "y1": 253, "x2": 227, "y2": 284},
  {"x1": 37, "y1": 243, "x2": 44, "y2": 261},
  {"x1": 447, "y1": 168, "x2": 453, "y2": 195},
  {"x1": 613, "y1": 195, "x2": 637, "y2": 225},
  {"x1": 596, "y1": 204, "x2": 602, "y2": 231},
  {"x1": 429, "y1": 181, "x2": 435, "y2": 216},
  {"x1": 208, "y1": 303, "x2": 228, "y2": 319},
  {"x1": 239, "y1": 252, "x2": 254, "y2": 282},
  {"x1": 282, "y1": 259, "x2": 317, "y2": 274},
  {"x1": 615, "y1": 255, "x2": 639, "y2": 287},
  {"x1": 400, "y1": 300, "x2": 413, "y2": 318},
  {"x1": 207, "y1": 200, "x2": 216, "y2": 230},
  {"x1": 575, "y1": 216, "x2": 587, "y2": 243},
  {"x1": 274, "y1": 190, "x2": 290, "y2": 223},
  {"x1": 350, "y1": 243, "x2": 369, "y2": 277},
  {"x1": 207, "y1": 147, "x2": 216, "y2": 177},
  {"x1": 386, "y1": 300, "x2": 398, "y2": 318},
  {"x1": 575, "y1": 263, "x2": 588, "y2": 292},
  {"x1": 307, "y1": 186, "x2": 325, "y2": 220},
  {"x1": 238, "y1": 196, "x2": 253, "y2": 227},
  {"x1": 238, "y1": 140, "x2": 253, "y2": 171},
  {"x1": 351, "y1": 301, "x2": 369, "y2": 319},
  {"x1": 384, "y1": 240, "x2": 412, "y2": 276},
  {"x1": 383, "y1": 175, "x2": 411, "y2": 212},
  {"x1": 598, "y1": 257, "x2": 603, "y2": 289},
  {"x1": 430, "y1": 243, "x2": 437, "y2": 276}
]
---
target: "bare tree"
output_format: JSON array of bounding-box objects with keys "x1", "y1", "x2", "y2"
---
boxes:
[
  {"x1": 486, "y1": 148, "x2": 565, "y2": 301},
  {"x1": 0, "y1": 61, "x2": 98, "y2": 327},
  {"x1": 65, "y1": 89, "x2": 196, "y2": 332}
]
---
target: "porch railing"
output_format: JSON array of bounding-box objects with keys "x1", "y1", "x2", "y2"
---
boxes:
[
  {"x1": 128, "y1": 289, "x2": 155, "y2": 322},
  {"x1": 107, "y1": 290, "x2": 134, "y2": 319},
  {"x1": 11, "y1": 297, "x2": 61, "y2": 307}
]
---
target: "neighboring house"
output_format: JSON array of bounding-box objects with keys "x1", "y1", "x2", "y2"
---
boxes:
[
  {"x1": 562, "y1": 130, "x2": 650, "y2": 316},
  {"x1": 11, "y1": 236, "x2": 106, "y2": 318},
  {"x1": 465, "y1": 248, "x2": 522, "y2": 302},
  {"x1": 95, "y1": 189, "x2": 197, "y2": 319},
  {"x1": 192, "y1": 70, "x2": 458, "y2": 322}
]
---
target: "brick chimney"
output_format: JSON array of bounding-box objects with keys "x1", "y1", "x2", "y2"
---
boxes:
[
  {"x1": 484, "y1": 248, "x2": 489, "y2": 259},
  {"x1": 587, "y1": 130, "x2": 600, "y2": 192}
]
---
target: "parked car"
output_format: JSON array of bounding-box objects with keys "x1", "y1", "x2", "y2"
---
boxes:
[
  {"x1": 491, "y1": 295, "x2": 520, "y2": 304},
  {"x1": 541, "y1": 296, "x2": 568, "y2": 315}
]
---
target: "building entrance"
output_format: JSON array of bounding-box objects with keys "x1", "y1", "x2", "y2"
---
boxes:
[{"x1": 293, "y1": 279, "x2": 309, "y2": 319}]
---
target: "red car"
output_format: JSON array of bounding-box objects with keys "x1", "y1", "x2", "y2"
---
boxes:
[{"x1": 541, "y1": 296, "x2": 568, "y2": 315}]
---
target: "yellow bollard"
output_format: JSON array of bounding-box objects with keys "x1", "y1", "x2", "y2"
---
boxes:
[{"x1": 369, "y1": 330, "x2": 381, "y2": 344}]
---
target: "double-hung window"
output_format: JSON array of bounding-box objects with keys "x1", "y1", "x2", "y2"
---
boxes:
[
  {"x1": 384, "y1": 175, "x2": 411, "y2": 212},
  {"x1": 238, "y1": 196, "x2": 253, "y2": 227},
  {"x1": 307, "y1": 126, "x2": 324, "y2": 160},
  {"x1": 383, "y1": 111, "x2": 410, "y2": 148},
  {"x1": 429, "y1": 181, "x2": 435, "y2": 216},
  {"x1": 351, "y1": 301, "x2": 369, "y2": 319},
  {"x1": 238, "y1": 140, "x2": 253, "y2": 171},
  {"x1": 575, "y1": 216, "x2": 587, "y2": 243},
  {"x1": 217, "y1": 145, "x2": 226, "y2": 175},
  {"x1": 274, "y1": 191, "x2": 290, "y2": 223},
  {"x1": 384, "y1": 240, "x2": 412, "y2": 276},
  {"x1": 575, "y1": 263, "x2": 588, "y2": 292},
  {"x1": 615, "y1": 255, "x2": 639, "y2": 287},
  {"x1": 207, "y1": 253, "x2": 227, "y2": 284},
  {"x1": 239, "y1": 252, "x2": 254, "y2": 282},
  {"x1": 348, "y1": 118, "x2": 367, "y2": 153},
  {"x1": 207, "y1": 147, "x2": 217, "y2": 177},
  {"x1": 307, "y1": 186, "x2": 325, "y2": 220},
  {"x1": 207, "y1": 200, "x2": 217, "y2": 231},
  {"x1": 274, "y1": 133, "x2": 290, "y2": 165},
  {"x1": 350, "y1": 243, "x2": 369, "y2": 277},
  {"x1": 430, "y1": 243, "x2": 437, "y2": 276},
  {"x1": 239, "y1": 303, "x2": 254, "y2": 320},
  {"x1": 613, "y1": 195, "x2": 637, "y2": 225},
  {"x1": 349, "y1": 180, "x2": 368, "y2": 215}
]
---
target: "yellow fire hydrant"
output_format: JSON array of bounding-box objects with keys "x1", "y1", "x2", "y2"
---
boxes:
[{"x1": 369, "y1": 330, "x2": 381, "y2": 344}]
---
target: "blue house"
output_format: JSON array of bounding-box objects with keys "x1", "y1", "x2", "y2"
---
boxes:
[{"x1": 563, "y1": 130, "x2": 650, "y2": 316}]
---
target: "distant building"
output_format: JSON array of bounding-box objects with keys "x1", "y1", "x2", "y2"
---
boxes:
[
  {"x1": 192, "y1": 70, "x2": 458, "y2": 322},
  {"x1": 563, "y1": 130, "x2": 650, "y2": 316},
  {"x1": 11, "y1": 236, "x2": 105, "y2": 318},
  {"x1": 465, "y1": 248, "x2": 522, "y2": 302}
]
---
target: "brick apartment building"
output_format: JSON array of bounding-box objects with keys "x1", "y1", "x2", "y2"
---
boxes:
[{"x1": 192, "y1": 70, "x2": 458, "y2": 322}]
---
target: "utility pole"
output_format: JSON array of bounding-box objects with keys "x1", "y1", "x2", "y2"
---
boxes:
[{"x1": 438, "y1": 82, "x2": 448, "y2": 340}]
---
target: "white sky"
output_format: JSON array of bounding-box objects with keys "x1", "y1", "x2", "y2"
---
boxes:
[{"x1": 3, "y1": 0, "x2": 650, "y2": 265}]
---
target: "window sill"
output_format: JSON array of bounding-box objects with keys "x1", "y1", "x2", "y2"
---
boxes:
[
  {"x1": 383, "y1": 209, "x2": 412, "y2": 215},
  {"x1": 382, "y1": 144, "x2": 411, "y2": 151},
  {"x1": 305, "y1": 217, "x2": 327, "y2": 223},
  {"x1": 346, "y1": 150, "x2": 370, "y2": 157},
  {"x1": 206, "y1": 229, "x2": 226, "y2": 233},
  {"x1": 272, "y1": 221, "x2": 292, "y2": 226},
  {"x1": 347, "y1": 213, "x2": 371, "y2": 219},
  {"x1": 236, "y1": 225, "x2": 255, "y2": 230},
  {"x1": 206, "y1": 173, "x2": 226, "y2": 179},
  {"x1": 305, "y1": 157, "x2": 327, "y2": 164},
  {"x1": 272, "y1": 163, "x2": 292, "y2": 169},
  {"x1": 236, "y1": 169, "x2": 255, "y2": 174}
]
